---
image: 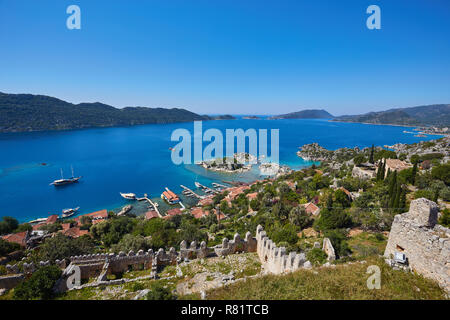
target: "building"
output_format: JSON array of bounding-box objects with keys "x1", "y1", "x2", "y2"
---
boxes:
[
  {"x1": 164, "y1": 208, "x2": 183, "y2": 220},
  {"x1": 246, "y1": 192, "x2": 258, "y2": 201},
  {"x1": 304, "y1": 202, "x2": 320, "y2": 216},
  {"x1": 145, "y1": 210, "x2": 159, "y2": 220},
  {"x1": 352, "y1": 163, "x2": 377, "y2": 180},
  {"x1": 62, "y1": 227, "x2": 89, "y2": 238},
  {"x1": 190, "y1": 207, "x2": 208, "y2": 219},
  {"x1": 1, "y1": 231, "x2": 29, "y2": 247},
  {"x1": 161, "y1": 188, "x2": 180, "y2": 204},
  {"x1": 74, "y1": 209, "x2": 108, "y2": 225},
  {"x1": 383, "y1": 158, "x2": 412, "y2": 177}
]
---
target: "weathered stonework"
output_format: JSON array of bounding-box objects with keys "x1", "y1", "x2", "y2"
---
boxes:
[
  {"x1": 256, "y1": 225, "x2": 307, "y2": 274},
  {"x1": 384, "y1": 198, "x2": 450, "y2": 293},
  {"x1": 322, "y1": 238, "x2": 336, "y2": 261}
]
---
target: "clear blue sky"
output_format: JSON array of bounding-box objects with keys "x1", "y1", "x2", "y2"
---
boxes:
[{"x1": 0, "y1": 0, "x2": 449, "y2": 115}]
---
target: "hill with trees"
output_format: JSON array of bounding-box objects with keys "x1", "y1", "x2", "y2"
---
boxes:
[
  {"x1": 333, "y1": 104, "x2": 450, "y2": 127},
  {"x1": 0, "y1": 92, "x2": 226, "y2": 133},
  {"x1": 269, "y1": 109, "x2": 334, "y2": 119}
]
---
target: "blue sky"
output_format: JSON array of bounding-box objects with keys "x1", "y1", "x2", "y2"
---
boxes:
[{"x1": 0, "y1": 0, "x2": 449, "y2": 115}]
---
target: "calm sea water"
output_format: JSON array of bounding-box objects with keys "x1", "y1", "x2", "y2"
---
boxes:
[{"x1": 0, "y1": 118, "x2": 441, "y2": 222}]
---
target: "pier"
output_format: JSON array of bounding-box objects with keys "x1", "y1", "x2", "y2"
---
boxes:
[
  {"x1": 212, "y1": 182, "x2": 229, "y2": 190},
  {"x1": 137, "y1": 194, "x2": 163, "y2": 218},
  {"x1": 195, "y1": 182, "x2": 220, "y2": 194},
  {"x1": 180, "y1": 185, "x2": 205, "y2": 199}
]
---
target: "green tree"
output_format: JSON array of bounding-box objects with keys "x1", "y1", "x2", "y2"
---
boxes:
[
  {"x1": 111, "y1": 234, "x2": 152, "y2": 253},
  {"x1": 411, "y1": 162, "x2": 418, "y2": 185},
  {"x1": 288, "y1": 206, "x2": 312, "y2": 229},
  {"x1": 369, "y1": 144, "x2": 375, "y2": 164},
  {"x1": 0, "y1": 216, "x2": 19, "y2": 235},
  {"x1": 314, "y1": 208, "x2": 352, "y2": 231},
  {"x1": 146, "y1": 282, "x2": 175, "y2": 300},
  {"x1": 38, "y1": 233, "x2": 96, "y2": 262},
  {"x1": 0, "y1": 238, "x2": 21, "y2": 257},
  {"x1": 431, "y1": 163, "x2": 450, "y2": 185},
  {"x1": 13, "y1": 265, "x2": 62, "y2": 300},
  {"x1": 438, "y1": 209, "x2": 450, "y2": 228}
]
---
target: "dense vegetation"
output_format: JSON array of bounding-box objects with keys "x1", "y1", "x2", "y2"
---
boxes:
[
  {"x1": 0, "y1": 92, "x2": 224, "y2": 132},
  {"x1": 334, "y1": 104, "x2": 450, "y2": 126},
  {"x1": 13, "y1": 265, "x2": 62, "y2": 300},
  {"x1": 270, "y1": 109, "x2": 334, "y2": 119}
]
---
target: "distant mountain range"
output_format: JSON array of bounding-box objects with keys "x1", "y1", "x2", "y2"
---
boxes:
[
  {"x1": 333, "y1": 104, "x2": 450, "y2": 127},
  {"x1": 269, "y1": 109, "x2": 334, "y2": 119},
  {"x1": 0, "y1": 92, "x2": 235, "y2": 133}
]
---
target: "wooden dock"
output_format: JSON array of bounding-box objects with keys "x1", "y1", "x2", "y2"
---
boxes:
[
  {"x1": 180, "y1": 185, "x2": 205, "y2": 199},
  {"x1": 212, "y1": 182, "x2": 229, "y2": 189},
  {"x1": 195, "y1": 182, "x2": 219, "y2": 194},
  {"x1": 137, "y1": 194, "x2": 163, "y2": 218}
]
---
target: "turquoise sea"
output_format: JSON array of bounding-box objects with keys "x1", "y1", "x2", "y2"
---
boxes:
[{"x1": 0, "y1": 118, "x2": 442, "y2": 222}]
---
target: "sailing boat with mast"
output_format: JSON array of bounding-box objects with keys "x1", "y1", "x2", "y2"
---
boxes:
[{"x1": 50, "y1": 166, "x2": 82, "y2": 186}]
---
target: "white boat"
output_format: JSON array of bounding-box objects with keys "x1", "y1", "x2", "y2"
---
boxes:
[
  {"x1": 120, "y1": 192, "x2": 136, "y2": 200},
  {"x1": 28, "y1": 217, "x2": 48, "y2": 224},
  {"x1": 50, "y1": 166, "x2": 82, "y2": 186},
  {"x1": 61, "y1": 207, "x2": 80, "y2": 218}
]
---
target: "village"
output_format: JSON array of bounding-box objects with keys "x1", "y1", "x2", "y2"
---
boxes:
[{"x1": 0, "y1": 136, "x2": 449, "y2": 300}]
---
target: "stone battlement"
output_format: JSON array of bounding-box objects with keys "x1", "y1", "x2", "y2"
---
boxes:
[
  {"x1": 384, "y1": 198, "x2": 450, "y2": 292},
  {"x1": 256, "y1": 225, "x2": 307, "y2": 274}
]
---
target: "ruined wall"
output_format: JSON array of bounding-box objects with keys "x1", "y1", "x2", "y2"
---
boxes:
[
  {"x1": 0, "y1": 274, "x2": 24, "y2": 290},
  {"x1": 214, "y1": 232, "x2": 257, "y2": 257},
  {"x1": 384, "y1": 198, "x2": 450, "y2": 292},
  {"x1": 256, "y1": 225, "x2": 307, "y2": 274}
]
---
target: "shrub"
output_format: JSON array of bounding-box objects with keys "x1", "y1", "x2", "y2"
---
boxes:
[
  {"x1": 13, "y1": 265, "x2": 62, "y2": 300},
  {"x1": 431, "y1": 163, "x2": 450, "y2": 185},
  {"x1": 0, "y1": 216, "x2": 19, "y2": 236},
  {"x1": 324, "y1": 229, "x2": 351, "y2": 258},
  {"x1": 439, "y1": 209, "x2": 450, "y2": 228},
  {"x1": 314, "y1": 208, "x2": 352, "y2": 231},
  {"x1": 269, "y1": 223, "x2": 299, "y2": 246},
  {"x1": 38, "y1": 233, "x2": 96, "y2": 262},
  {"x1": 0, "y1": 238, "x2": 21, "y2": 257},
  {"x1": 146, "y1": 282, "x2": 175, "y2": 300},
  {"x1": 414, "y1": 189, "x2": 434, "y2": 201},
  {"x1": 307, "y1": 248, "x2": 328, "y2": 265}
]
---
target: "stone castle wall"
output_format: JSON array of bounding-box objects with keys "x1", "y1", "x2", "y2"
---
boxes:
[
  {"x1": 384, "y1": 198, "x2": 450, "y2": 292},
  {"x1": 256, "y1": 225, "x2": 308, "y2": 274}
]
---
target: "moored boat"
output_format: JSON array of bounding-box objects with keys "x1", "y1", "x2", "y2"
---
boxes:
[
  {"x1": 120, "y1": 192, "x2": 136, "y2": 200},
  {"x1": 61, "y1": 207, "x2": 80, "y2": 218},
  {"x1": 50, "y1": 166, "x2": 81, "y2": 186}
]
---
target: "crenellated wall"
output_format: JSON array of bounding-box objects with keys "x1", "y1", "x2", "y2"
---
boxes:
[{"x1": 256, "y1": 225, "x2": 307, "y2": 274}]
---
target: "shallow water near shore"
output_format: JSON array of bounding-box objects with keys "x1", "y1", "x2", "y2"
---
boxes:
[{"x1": 0, "y1": 118, "x2": 442, "y2": 222}]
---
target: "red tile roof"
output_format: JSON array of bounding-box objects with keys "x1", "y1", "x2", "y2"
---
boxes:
[
  {"x1": 145, "y1": 210, "x2": 159, "y2": 220},
  {"x1": 339, "y1": 187, "x2": 352, "y2": 198},
  {"x1": 32, "y1": 222, "x2": 46, "y2": 231},
  {"x1": 304, "y1": 202, "x2": 320, "y2": 216},
  {"x1": 2, "y1": 231, "x2": 28, "y2": 247},
  {"x1": 75, "y1": 209, "x2": 108, "y2": 224},
  {"x1": 198, "y1": 196, "x2": 213, "y2": 206},
  {"x1": 61, "y1": 223, "x2": 72, "y2": 231},
  {"x1": 46, "y1": 215, "x2": 59, "y2": 225},
  {"x1": 166, "y1": 208, "x2": 182, "y2": 217},
  {"x1": 246, "y1": 192, "x2": 258, "y2": 201},
  {"x1": 191, "y1": 207, "x2": 209, "y2": 219},
  {"x1": 62, "y1": 227, "x2": 89, "y2": 238}
]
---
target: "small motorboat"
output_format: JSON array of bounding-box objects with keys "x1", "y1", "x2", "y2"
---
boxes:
[
  {"x1": 61, "y1": 207, "x2": 80, "y2": 218},
  {"x1": 120, "y1": 192, "x2": 136, "y2": 200}
]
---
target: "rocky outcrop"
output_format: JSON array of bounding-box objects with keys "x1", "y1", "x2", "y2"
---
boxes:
[{"x1": 384, "y1": 198, "x2": 450, "y2": 292}]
